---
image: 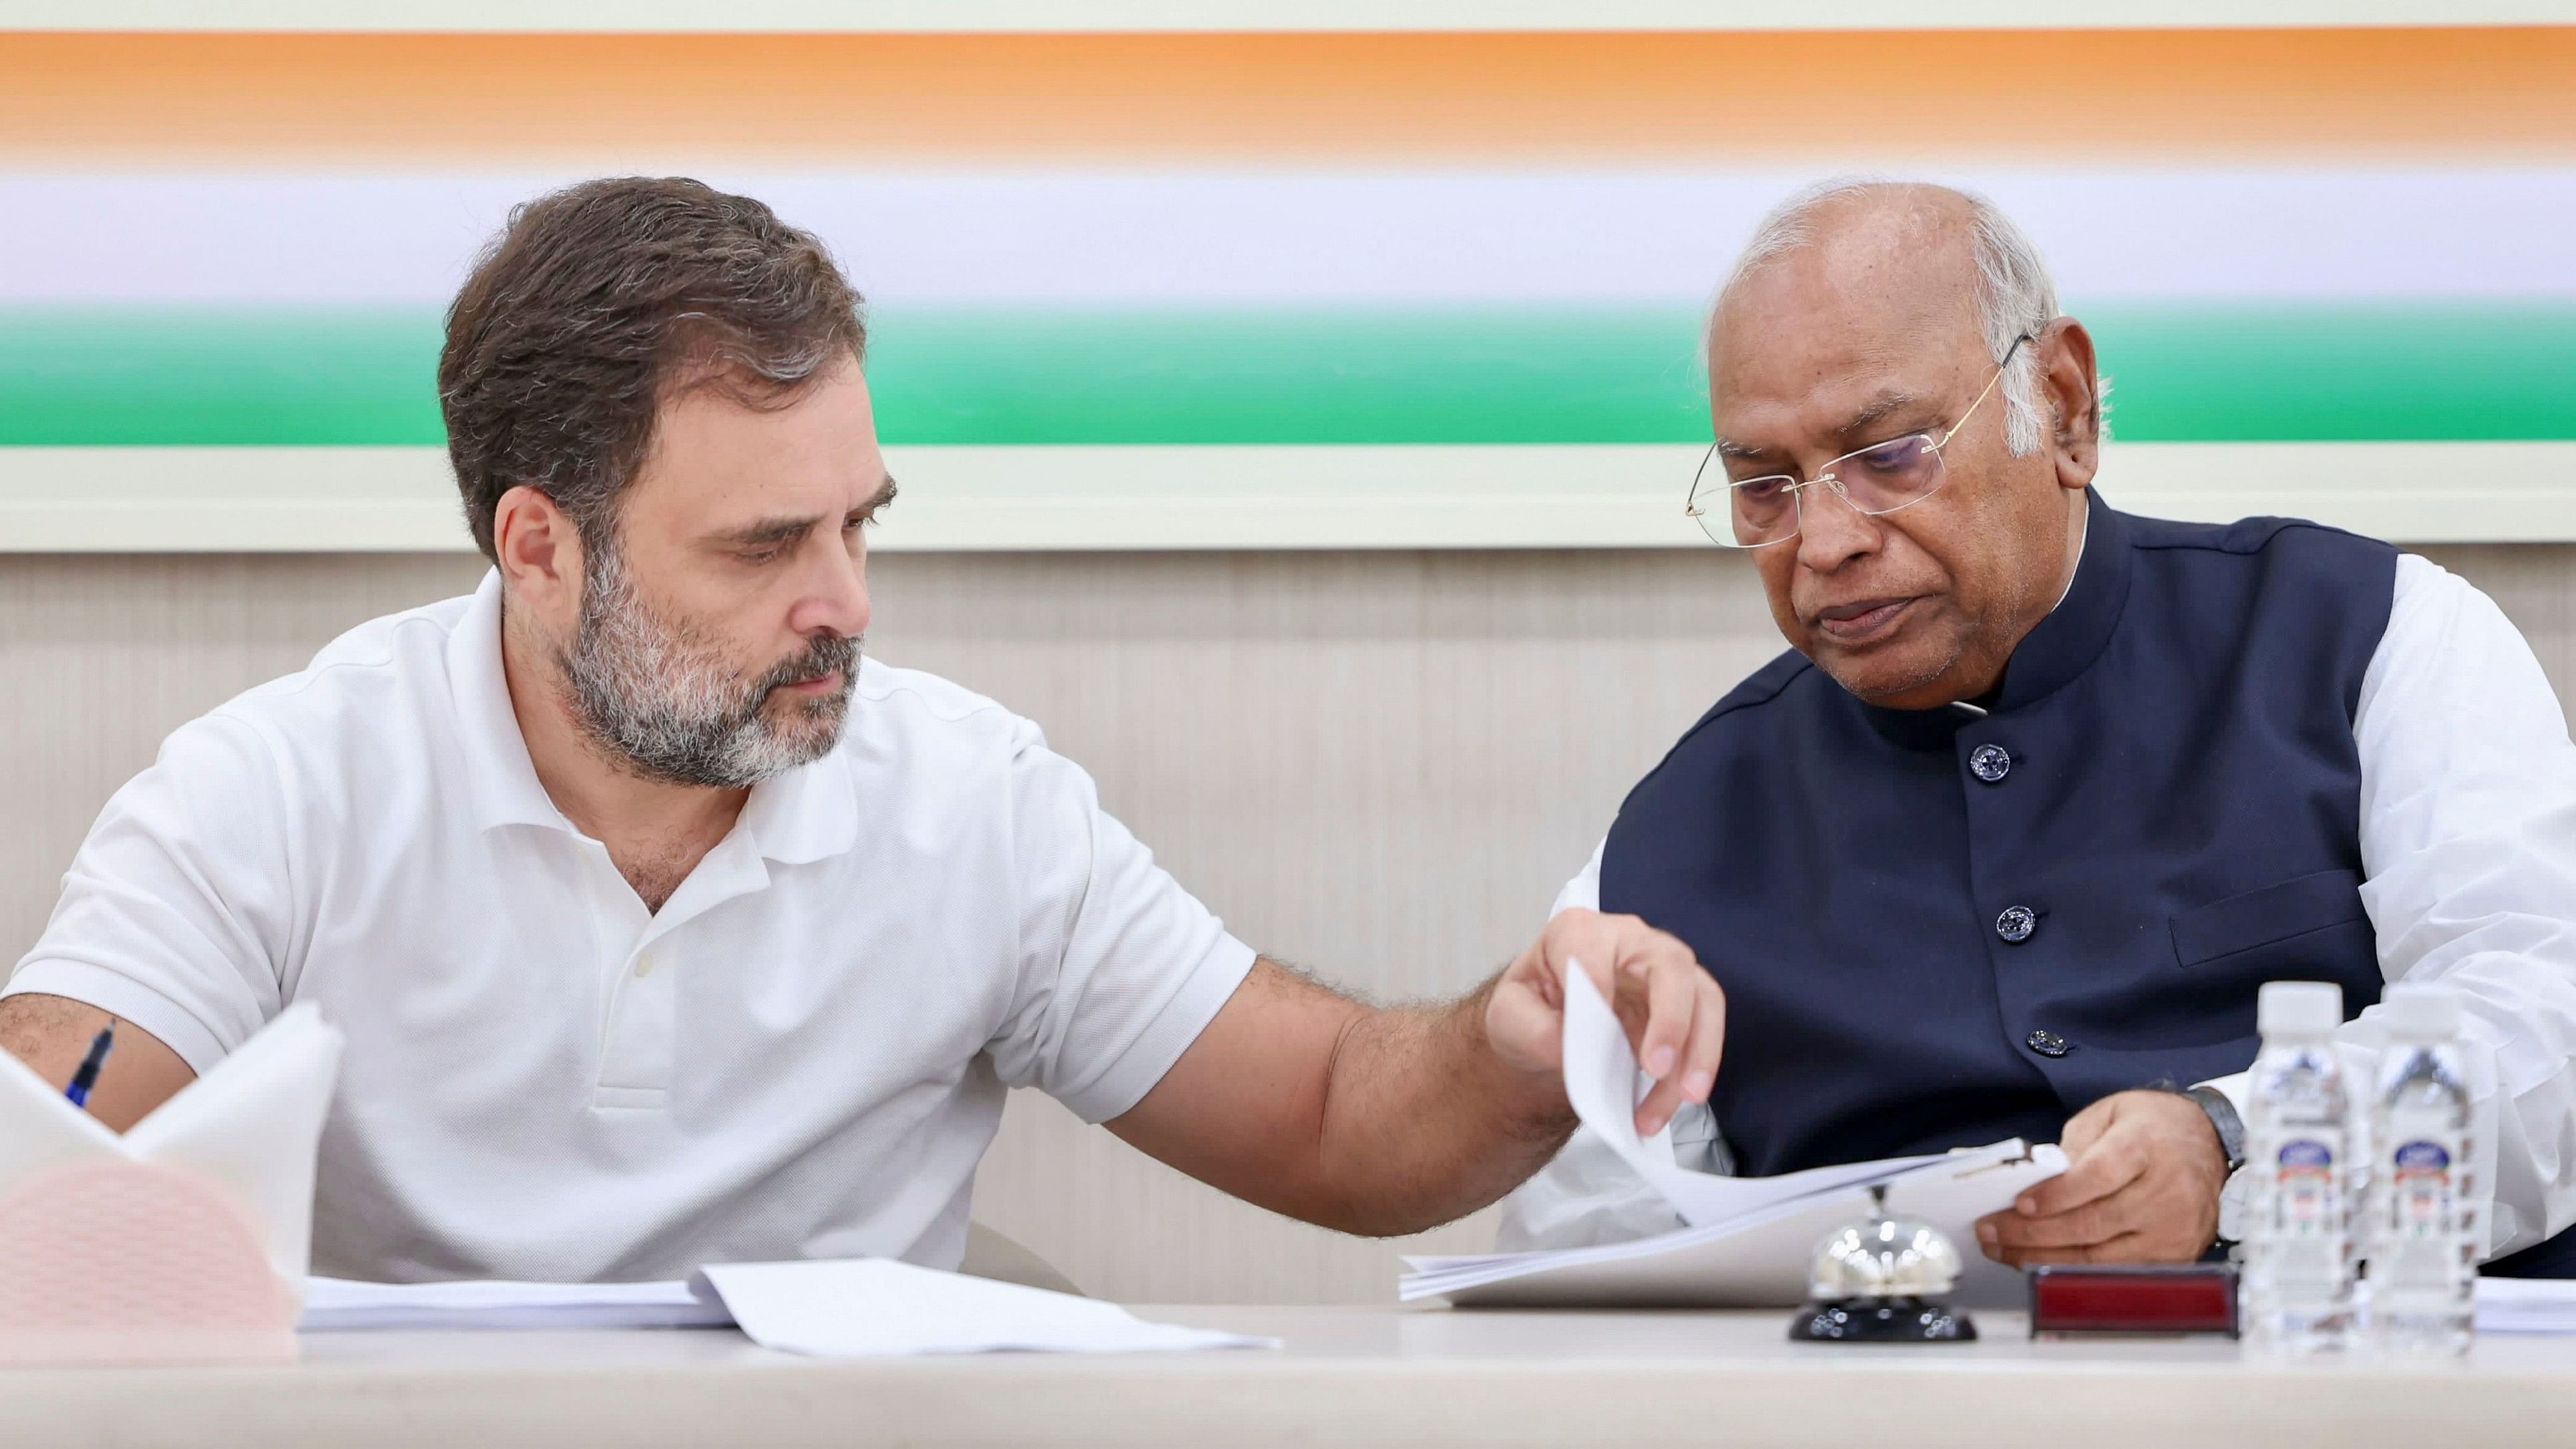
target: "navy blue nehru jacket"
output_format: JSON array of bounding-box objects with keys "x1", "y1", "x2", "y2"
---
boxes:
[{"x1": 1600, "y1": 491, "x2": 2395, "y2": 1179}]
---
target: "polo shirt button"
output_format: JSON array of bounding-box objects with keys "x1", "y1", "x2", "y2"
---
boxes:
[
  {"x1": 2026, "y1": 1029, "x2": 2071, "y2": 1058},
  {"x1": 634, "y1": 955, "x2": 655, "y2": 978},
  {"x1": 1968, "y1": 743, "x2": 2012, "y2": 784},
  {"x1": 1995, "y1": 905, "x2": 2038, "y2": 942}
]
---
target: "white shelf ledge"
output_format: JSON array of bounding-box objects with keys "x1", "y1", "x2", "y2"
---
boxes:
[{"x1": 3, "y1": 443, "x2": 2570, "y2": 554}]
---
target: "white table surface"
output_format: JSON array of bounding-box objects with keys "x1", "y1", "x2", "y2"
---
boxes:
[{"x1": 3, "y1": 1305, "x2": 2571, "y2": 1448}]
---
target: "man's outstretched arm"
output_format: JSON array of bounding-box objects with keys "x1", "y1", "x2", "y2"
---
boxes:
[
  {"x1": 1108, "y1": 909, "x2": 1723, "y2": 1238},
  {"x1": 0, "y1": 993, "x2": 196, "y2": 1132}
]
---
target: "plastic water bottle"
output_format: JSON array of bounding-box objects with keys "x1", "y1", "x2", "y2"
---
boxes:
[
  {"x1": 2365, "y1": 984, "x2": 2476, "y2": 1355},
  {"x1": 2243, "y1": 980, "x2": 2355, "y2": 1353}
]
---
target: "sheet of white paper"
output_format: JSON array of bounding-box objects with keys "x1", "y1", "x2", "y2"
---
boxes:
[
  {"x1": 122, "y1": 1003, "x2": 343, "y2": 1293},
  {"x1": 0, "y1": 1002, "x2": 343, "y2": 1297},
  {"x1": 697, "y1": 1259, "x2": 1276, "y2": 1358},
  {"x1": 301, "y1": 1277, "x2": 732, "y2": 1332},
  {"x1": 1558, "y1": 958, "x2": 1687, "y2": 1194},
  {"x1": 1559, "y1": 963, "x2": 1937, "y2": 1227}
]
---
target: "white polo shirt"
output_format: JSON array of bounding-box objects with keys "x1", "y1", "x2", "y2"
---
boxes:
[{"x1": 8, "y1": 572, "x2": 1256, "y2": 1283}]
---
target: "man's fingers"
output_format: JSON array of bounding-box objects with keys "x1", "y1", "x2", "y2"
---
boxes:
[
  {"x1": 1980, "y1": 1188, "x2": 2135, "y2": 1251},
  {"x1": 2059, "y1": 1096, "x2": 2117, "y2": 1161},
  {"x1": 1992, "y1": 1235, "x2": 2150, "y2": 1269},
  {"x1": 1627, "y1": 968, "x2": 1700, "y2": 1134},
  {"x1": 1545, "y1": 913, "x2": 1623, "y2": 1005},
  {"x1": 1680, "y1": 974, "x2": 1724, "y2": 1104},
  {"x1": 1537, "y1": 911, "x2": 1721, "y2": 1130},
  {"x1": 1623, "y1": 953, "x2": 1699, "y2": 1081},
  {"x1": 2016, "y1": 1123, "x2": 2146, "y2": 1217},
  {"x1": 1631, "y1": 1061, "x2": 1688, "y2": 1138}
]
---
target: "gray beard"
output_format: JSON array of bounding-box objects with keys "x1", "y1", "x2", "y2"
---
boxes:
[{"x1": 559, "y1": 548, "x2": 858, "y2": 789}]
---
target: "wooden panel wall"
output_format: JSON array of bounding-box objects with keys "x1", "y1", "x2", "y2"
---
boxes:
[{"x1": 3, "y1": 544, "x2": 2569, "y2": 1301}]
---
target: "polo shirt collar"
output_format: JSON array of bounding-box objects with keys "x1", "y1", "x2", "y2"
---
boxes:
[
  {"x1": 738, "y1": 743, "x2": 859, "y2": 867},
  {"x1": 447, "y1": 570, "x2": 577, "y2": 835},
  {"x1": 445, "y1": 571, "x2": 861, "y2": 865}
]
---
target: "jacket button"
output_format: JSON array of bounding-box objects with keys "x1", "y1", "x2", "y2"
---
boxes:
[
  {"x1": 1968, "y1": 743, "x2": 2013, "y2": 783},
  {"x1": 1995, "y1": 905, "x2": 2038, "y2": 942},
  {"x1": 2026, "y1": 1029, "x2": 2071, "y2": 1058}
]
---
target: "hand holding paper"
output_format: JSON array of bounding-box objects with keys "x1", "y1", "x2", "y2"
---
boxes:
[
  {"x1": 1976, "y1": 1086, "x2": 2229, "y2": 1266},
  {"x1": 1401, "y1": 967, "x2": 2067, "y2": 1307},
  {"x1": 1558, "y1": 963, "x2": 1933, "y2": 1229},
  {"x1": 1483, "y1": 909, "x2": 1723, "y2": 1137}
]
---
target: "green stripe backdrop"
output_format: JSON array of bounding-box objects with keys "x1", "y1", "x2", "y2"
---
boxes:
[{"x1": 3, "y1": 303, "x2": 2572, "y2": 447}]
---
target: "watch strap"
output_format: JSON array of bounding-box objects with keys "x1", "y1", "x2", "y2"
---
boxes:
[{"x1": 2183, "y1": 1084, "x2": 2249, "y2": 1175}]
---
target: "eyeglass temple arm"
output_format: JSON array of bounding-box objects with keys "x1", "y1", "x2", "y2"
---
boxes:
[{"x1": 1936, "y1": 333, "x2": 2034, "y2": 450}]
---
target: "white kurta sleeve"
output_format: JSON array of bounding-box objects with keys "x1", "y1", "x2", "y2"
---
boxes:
[{"x1": 2199, "y1": 554, "x2": 2576, "y2": 1257}]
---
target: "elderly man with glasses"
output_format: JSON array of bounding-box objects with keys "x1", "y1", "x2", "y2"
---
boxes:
[{"x1": 1503, "y1": 179, "x2": 2576, "y2": 1276}]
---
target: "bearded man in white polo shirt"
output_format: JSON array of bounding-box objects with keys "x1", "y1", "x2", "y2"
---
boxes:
[{"x1": 0, "y1": 177, "x2": 1722, "y2": 1284}]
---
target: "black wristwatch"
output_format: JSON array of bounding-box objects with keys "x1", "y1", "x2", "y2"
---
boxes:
[{"x1": 2183, "y1": 1084, "x2": 2249, "y2": 1174}]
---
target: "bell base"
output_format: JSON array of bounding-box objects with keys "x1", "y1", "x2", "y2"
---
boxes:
[{"x1": 1787, "y1": 1295, "x2": 1978, "y2": 1344}]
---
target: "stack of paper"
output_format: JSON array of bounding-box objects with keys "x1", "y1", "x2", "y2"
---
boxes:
[
  {"x1": 1403, "y1": 1139, "x2": 2059, "y2": 1307},
  {"x1": 1400, "y1": 966, "x2": 2063, "y2": 1307},
  {"x1": 2475, "y1": 1277, "x2": 2576, "y2": 1335},
  {"x1": 302, "y1": 1277, "x2": 732, "y2": 1332},
  {"x1": 303, "y1": 1259, "x2": 1275, "y2": 1357}
]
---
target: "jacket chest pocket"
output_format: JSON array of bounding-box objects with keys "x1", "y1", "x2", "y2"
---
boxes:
[{"x1": 2169, "y1": 868, "x2": 2376, "y2": 980}]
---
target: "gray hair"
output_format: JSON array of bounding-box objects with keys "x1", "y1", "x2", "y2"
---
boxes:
[{"x1": 1719, "y1": 178, "x2": 2085, "y2": 457}]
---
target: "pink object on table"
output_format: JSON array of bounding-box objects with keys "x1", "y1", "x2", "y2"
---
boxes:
[{"x1": 0, "y1": 1156, "x2": 300, "y2": 1366}]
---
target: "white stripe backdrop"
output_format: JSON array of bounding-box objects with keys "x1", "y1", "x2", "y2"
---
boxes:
[{"x1": 4, "y1": 168, "x2": 2573, "y2": 306}]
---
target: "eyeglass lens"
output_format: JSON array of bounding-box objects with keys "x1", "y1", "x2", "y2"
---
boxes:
[{"x1": 1689, "y1": 433, "x2": 1946, "y2": 549}]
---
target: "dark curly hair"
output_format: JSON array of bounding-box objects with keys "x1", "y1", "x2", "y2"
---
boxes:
[{"x1": 438, "y1": 176, "x2": 866, "y2": 561}]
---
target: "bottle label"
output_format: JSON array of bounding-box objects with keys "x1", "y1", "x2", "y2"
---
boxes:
[
  {"x1": 2390, "y1": 1139, "x2": 2456, "y2": 1239},
  {"x1": 2276, "y1": 1139, "x2": 2338, "y2": 1234}
]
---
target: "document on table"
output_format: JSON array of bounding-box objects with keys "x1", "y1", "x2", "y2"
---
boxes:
[
  {"x1": 302, "y1": 1277, "x2": 732, "y2": 1332},
  {"x1": 2475, "y1": 1278, "x2": 2576, "y2": 1335},
  {"x1": 697, "y1": 1259, "x2": 1273, "y2": 1357},
  {"x1": 1399, "y1": 964, "x2": 2064, "y2": 1308},
  {"x1": 304, "y1": 1259, "x2": 1275, "y2": 1356}
]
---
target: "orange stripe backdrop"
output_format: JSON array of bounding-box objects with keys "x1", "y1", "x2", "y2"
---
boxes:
[{"x1": 0, "y1": 28, "x2": 2570, "y2": 164}]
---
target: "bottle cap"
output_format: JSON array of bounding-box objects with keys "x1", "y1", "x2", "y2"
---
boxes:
[
  {"x1": 2257, "y1": 980, "x2": 2344, "y2": 1037},
  {"x1": 2380, "y1": 982, "x2": 2462, "y2": 1040}
]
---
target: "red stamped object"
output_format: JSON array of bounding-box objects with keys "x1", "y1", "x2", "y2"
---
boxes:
[{"x1": 2027, "y1": 1264, "x2": 2239, "y2": 1337}]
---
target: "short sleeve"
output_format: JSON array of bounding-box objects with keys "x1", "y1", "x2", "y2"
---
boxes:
[
  {"x1": 5, "y1": 713, "x2": 294, "y2": 1073},
  {"x1": 983, "y1": 722, "x2": 1256, "y2": 1124}
]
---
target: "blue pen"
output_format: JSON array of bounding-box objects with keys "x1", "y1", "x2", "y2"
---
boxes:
[{"x1": 65, "y1": 1022, "x2": 114, "y2": 1111}]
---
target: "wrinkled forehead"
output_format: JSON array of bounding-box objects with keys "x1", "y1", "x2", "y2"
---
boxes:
[{"x1": 1706, "y1": 220, "x2": 1989, "y2": 449}]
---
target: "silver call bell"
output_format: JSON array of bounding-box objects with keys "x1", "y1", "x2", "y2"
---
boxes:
[{"x1": 1788, "y1": 1184, "x2": 1978, "y2": 1344}]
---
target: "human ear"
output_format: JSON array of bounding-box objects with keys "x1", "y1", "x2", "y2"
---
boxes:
[
  {"x1": 2038, "y1": 317, "x2": 2101, "y2": 492},
  {"x1": 491, "y1": 485, "x2": 588, "y2": 630}
]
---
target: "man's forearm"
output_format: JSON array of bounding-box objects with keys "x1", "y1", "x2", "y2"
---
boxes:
[
  {"x1": 1110, "y1": 925, "x2": 1719, "y2": 1241},
  {"x1": 1305, "y1": 975, "x2": 1576, "y2": 1237},
  {"x1": 0, "y1": 994, "x2": 194, "y2": 1132}
]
